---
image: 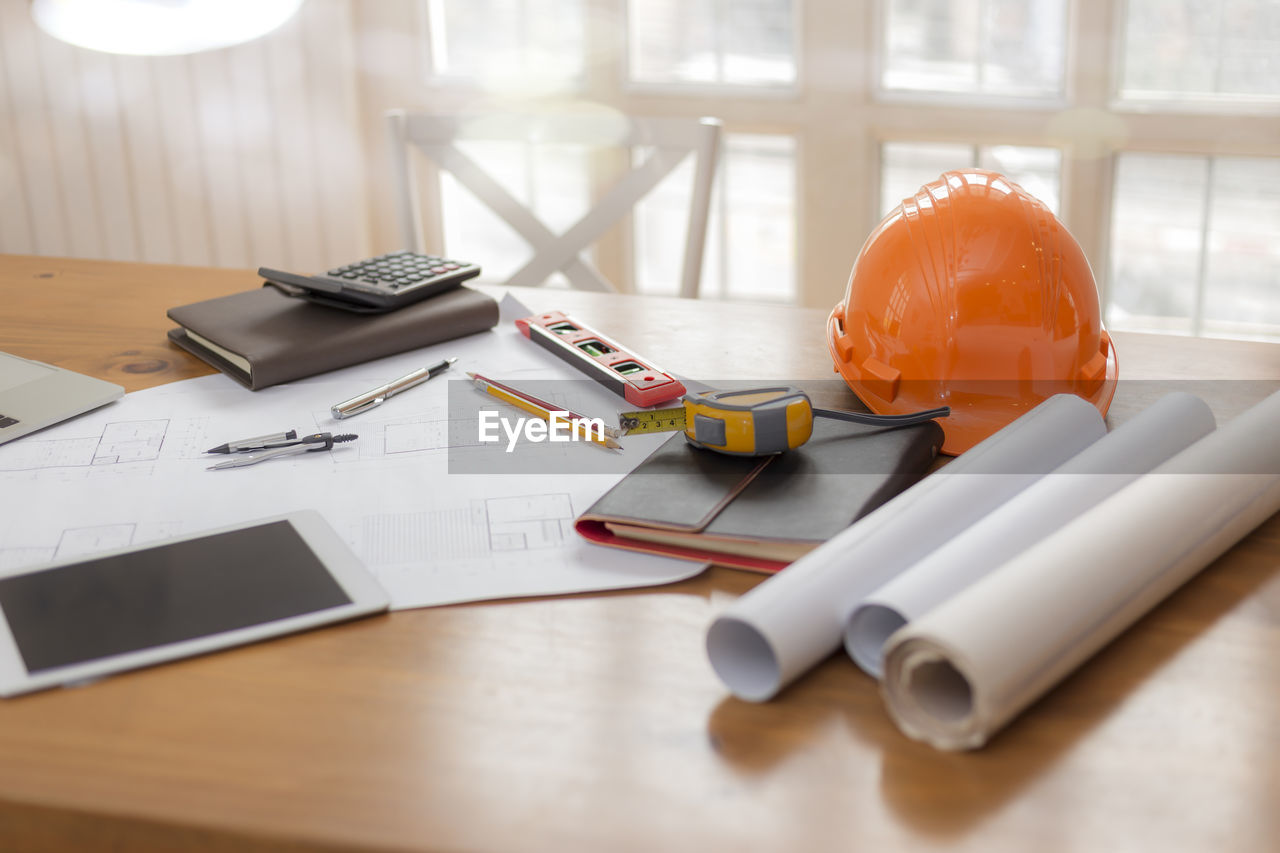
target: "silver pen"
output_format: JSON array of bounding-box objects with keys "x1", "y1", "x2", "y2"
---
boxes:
[{"x1": 330, "y1": 357, "x2": 457, "y2": 419}]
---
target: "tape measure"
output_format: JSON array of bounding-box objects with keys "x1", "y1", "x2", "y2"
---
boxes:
[{"x1": 620, "y1": 387, "x2": 950, "y2": 457}]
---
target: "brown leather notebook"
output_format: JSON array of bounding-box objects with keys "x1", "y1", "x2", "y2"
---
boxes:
[
  {"x1": 167, "y1": 285, "x2": 499, "y2": 390},
  {"x1": 576, "y1": 418, "x2": 944, "y2": 573}
]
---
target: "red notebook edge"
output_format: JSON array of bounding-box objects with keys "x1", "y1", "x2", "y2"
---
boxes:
[{"x1": 574, "y1": 518, "x2": 787, "y2": 575}]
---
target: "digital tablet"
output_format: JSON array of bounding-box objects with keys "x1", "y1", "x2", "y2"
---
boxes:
[{"x1": 0, "y1": 511, "x2": 389, "y2": 697}]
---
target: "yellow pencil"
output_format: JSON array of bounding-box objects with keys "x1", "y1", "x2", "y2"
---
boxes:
[{"x1": 469, "y1": 373, "x2": 622, "y2": 450}]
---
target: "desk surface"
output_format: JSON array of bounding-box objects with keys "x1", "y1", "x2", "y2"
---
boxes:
[{"x1": 1, "y1": 254, "x2": 1278, "y2": 853}]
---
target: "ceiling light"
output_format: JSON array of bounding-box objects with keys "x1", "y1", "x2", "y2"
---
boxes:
[{"x1": 31, "y1": 0, "x2": 305, "y2": 56}]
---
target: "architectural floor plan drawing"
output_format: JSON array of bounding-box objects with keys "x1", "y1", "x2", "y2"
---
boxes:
[
  {"x1": 327, "y1": 411, "x2": 462, "y2": 460},
  {"x1": 0, "y1": 297, "x2": 705, "y2": 606},
  {"x1": 382, "y1": 416, "x2": 452, "y2": 456},
  {"x1": 0, "y1": 419, "x2": 173, "y2": 473},
  {"x1": 0, "y1": 415, "x2": 215, "y2": 475},
  {"x1": 0, "y1": 520, "x2": 186, "y2": 570},
  {"x1": 485, "y1": 493, "x2": 575, "y2": 551},
  {"x1": 359, "y1": 493, "x2": 575, "y2": 566},
  {"x1": 52, "y1": 520, "x2": 186, "y2": 559},
  {"x1": 92, "y1": 419, "x2": 168, "y2": 464},
  {"x1": 360, "y1": 506, "x2": 494, "y2": 565}
]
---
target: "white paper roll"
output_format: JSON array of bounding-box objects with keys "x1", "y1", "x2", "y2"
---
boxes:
[
  {"x1": 881, "y1": 389, "x2": 1280, "y2": 751},
  {"x1": 706, "y1": 394, "x2": 1107, "y2": 702},
  {"x1": 845, "y1": 392, "x2": 1216, "y2": 678}
]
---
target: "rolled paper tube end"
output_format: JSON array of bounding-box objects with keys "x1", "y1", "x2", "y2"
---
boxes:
[
  {"x1": 844, "y1": 603, "x2": 908, "y2": 679},
  {"x1": 883, "y1": 641, "x2": 986, "y2": 751},
  {"x1": 706, "y1": 616, "x2": 784, "y2": 702}
]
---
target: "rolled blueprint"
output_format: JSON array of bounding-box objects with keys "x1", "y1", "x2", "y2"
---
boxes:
[
  {"x1": 706, "y1": 394, "x2": 1106, "y2": 702},
  {"x1": 881, "y1": 389, "x2": 1280, "y2": 751},
  {"x1": 844, "y1": 392, "x2": 1216, "y2": 678}
]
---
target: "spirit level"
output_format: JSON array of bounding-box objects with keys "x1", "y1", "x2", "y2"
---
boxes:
[{"x1": 515, "y1": 311, "x2": 686, "y2": 408}]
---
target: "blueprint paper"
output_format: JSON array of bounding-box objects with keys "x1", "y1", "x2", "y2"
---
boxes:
[
  {"x1": 844, "y1": 392, "x2": 1216, "y2": 677},
  {"x1": 704, "y1": 395, "x2": 1107, "y2": 702},
  {"x1": 0, "y1": 295, "x2": 705, "y2": 608},
  {"x1": 881, "y1": 389, "x2": 1280, "y2": 750}
]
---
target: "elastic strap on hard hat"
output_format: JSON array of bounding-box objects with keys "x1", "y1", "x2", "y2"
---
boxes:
[{"x1": 812, "y1": 406, "x2": 950, "y2": 427}]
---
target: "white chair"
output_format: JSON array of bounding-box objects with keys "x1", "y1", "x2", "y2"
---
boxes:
[{"x1": 386, "y1": 109, "x2": 722, "y2": 297}]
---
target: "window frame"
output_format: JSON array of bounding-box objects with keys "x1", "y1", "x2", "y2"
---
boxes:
[
  {"x1": 620, "y1": 0, "x2": 806, "y2": 99},
  {"x1": 1109, "y1": 0, "x2": 1280, "y2": 116},
  {"x1": 870, "y1": 0, "x2": 1075, "y2": 110},
  {"x1": 406, "y1": 0, "x2": 1277, "y2": 340}
]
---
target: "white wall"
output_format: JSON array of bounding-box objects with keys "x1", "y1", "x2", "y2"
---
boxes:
[{"x1": 0, "y1": 0, "x2": 372, "y2": 272}]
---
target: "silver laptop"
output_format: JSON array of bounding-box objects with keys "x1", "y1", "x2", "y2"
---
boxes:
[{"x1": 0, "y1": 352, "x2": 124, "y2": 445}]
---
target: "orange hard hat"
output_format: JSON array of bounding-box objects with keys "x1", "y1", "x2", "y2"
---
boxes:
[{"x1": 827, "y1": 169, "x2": 1117, "y2": 455}]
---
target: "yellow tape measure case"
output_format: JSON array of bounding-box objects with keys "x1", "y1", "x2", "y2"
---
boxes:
[{"x1": 683, "y1": 388, "x2": 813, "y2": 455}]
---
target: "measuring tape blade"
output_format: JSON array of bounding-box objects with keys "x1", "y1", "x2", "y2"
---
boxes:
[{"x1": 619, "y1": 407, "x2": 687, "y2": 435}]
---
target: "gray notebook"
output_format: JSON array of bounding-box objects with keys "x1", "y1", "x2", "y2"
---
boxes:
[
  {"x1": 576, "y1": 417, "x2": 945, "y2": 572},
  {"x1": 0, "y1": 352, "x2": 123, "y2": 445}
]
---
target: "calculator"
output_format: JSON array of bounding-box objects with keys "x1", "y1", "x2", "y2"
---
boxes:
[{"x1": 258, "y1": 251, "x2": 482, "y2": 313}]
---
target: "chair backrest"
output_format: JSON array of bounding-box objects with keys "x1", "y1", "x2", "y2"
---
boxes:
[{"x1": 386, "y1": 109, "x2": 722, "y2": 297}]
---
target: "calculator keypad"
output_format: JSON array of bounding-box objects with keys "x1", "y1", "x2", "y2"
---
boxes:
[
  {"x1": 325, "y1": 252, "x2": 471, "y2": 291},
  {"x1": 259, "y1": 250, "x2": 480, "y2": 312}
]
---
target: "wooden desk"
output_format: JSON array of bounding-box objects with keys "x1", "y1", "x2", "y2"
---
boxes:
[{"x1": 2, "y1": 255, "x2": 1278, "y2": 853}]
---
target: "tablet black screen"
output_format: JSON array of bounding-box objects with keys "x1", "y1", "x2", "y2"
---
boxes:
[{"x1": 0, "y1": 520, "x2": 352, "y2": 673}]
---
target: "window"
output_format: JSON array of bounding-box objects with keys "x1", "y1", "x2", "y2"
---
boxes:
[
  {"x1": 425, "y1": 1, "x2": 801, "y2": 300},
  {"x1": 879, "y1": 0, "x2": 1068, "y2": 99},
  {"x1": 1109, "y1": 153, "x2": 1280, "y2": 341},
  {"x1": 628, "y1": 0, "x2": 797, "y2": 89},
  {"x1": 636, "y1": 133, "x2": 796, "y2": 301},
  {"x1": 426, "y1": 0, "x2": 586, "y2": 87},
  {"x1": 416, "y1": 0, "x2": 1277, "y2": 338},
  {"x1": 1118, "y1": 0, "x2": 1280, "y2": 107}
]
